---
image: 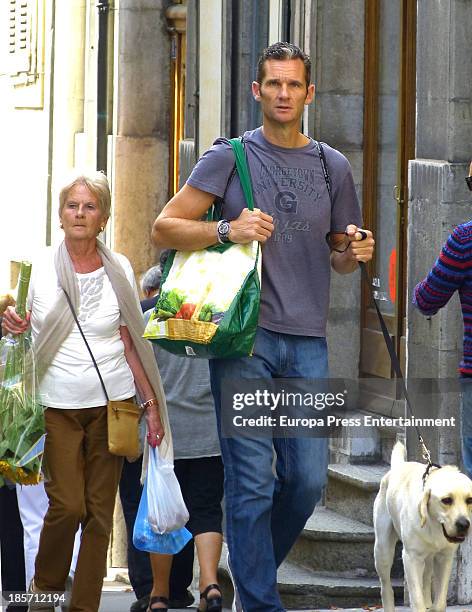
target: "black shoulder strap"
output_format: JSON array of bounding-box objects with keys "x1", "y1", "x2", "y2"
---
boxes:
[{"x1": 314, "y1": 140, "x2": 333, "y2": 205}]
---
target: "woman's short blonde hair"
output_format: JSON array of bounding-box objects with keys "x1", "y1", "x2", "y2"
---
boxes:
[{"x1": 58, "y1": 169, "x2": 111, "y2": 219}]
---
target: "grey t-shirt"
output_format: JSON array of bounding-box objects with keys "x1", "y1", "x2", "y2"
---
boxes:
[
  {"x1": 187, "y1": 127, "x2": 362, "y2": 337},
  {"x1": 144, "y1": 312, "x2": 220, "y2": 460}
]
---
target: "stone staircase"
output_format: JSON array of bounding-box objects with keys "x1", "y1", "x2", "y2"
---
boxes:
[{"x1": 219, "y1": 419, "x2": 405, "y2": 609}]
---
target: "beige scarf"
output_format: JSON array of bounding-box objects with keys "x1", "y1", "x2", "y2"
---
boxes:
[{"x1": 33, "y1": 240, "x2": 173, "y2": 466}]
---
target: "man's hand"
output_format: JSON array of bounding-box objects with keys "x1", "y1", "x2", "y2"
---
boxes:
[
  {"x1": 330, "y1": 225, "x2": 375, "y2": 274},
  {"x1": 1, "y1": 305, "x2": 30, "y2": 336},
  {"x1": 345, "y1": 224, "x2": 375, "y2": 263},
  {"x1": 229, "y1": 208, "x2": 274, "y2": 244}
]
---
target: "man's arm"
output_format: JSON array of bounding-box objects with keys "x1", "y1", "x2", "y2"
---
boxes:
[
  {"x1": 152, "y1": 184, "x2": 218, "y2": 251},
  {"x1": 152, "y1": 183, "x2": 274, "y2": 250},
  {"x1": 330, "y1": 225, "x2": 375, "y2": 274}
]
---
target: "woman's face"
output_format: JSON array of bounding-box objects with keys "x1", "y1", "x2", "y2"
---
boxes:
[{"x1": 60, "y1": 183, "x2": 107, "y2": 242}]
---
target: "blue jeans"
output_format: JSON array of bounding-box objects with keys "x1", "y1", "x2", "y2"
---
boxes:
[
  {"x1": 210, "y1": 327, "x2": 329, "y2": 612},
  {"x1": 460, "y1": 380, "x2": 472, "y2": 479}
]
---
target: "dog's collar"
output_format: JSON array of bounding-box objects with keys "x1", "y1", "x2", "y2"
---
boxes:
[{"x1": 422, "y1": 461, "x2": 442, "y2": 488}]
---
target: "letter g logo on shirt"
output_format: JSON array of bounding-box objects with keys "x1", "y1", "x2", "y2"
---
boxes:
[{"x1": 275, "y1": 191, "x2": 298, "y2": 214}]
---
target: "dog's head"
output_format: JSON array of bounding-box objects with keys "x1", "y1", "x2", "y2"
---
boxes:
[{"x1": 419, "y1": 466, "x2": 472, "y2": 543}]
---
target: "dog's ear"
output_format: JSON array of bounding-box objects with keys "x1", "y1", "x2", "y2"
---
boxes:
[{"x1": 419, "y1": 488, "x2": 431, "y2": 527}]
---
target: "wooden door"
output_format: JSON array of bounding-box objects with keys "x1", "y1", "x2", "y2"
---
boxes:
[{"x1": 360, "y1": 0, "x2": 416, "y2": 381}]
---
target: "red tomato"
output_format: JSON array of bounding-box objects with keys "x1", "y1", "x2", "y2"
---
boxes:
[{"x1": 175, "y1": 303, "x2": 196, "y2": 320}]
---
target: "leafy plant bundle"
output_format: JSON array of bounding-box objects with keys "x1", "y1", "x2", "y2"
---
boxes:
[{"x1": 0, "y1": 262, "x2": 45, "y2": 486}]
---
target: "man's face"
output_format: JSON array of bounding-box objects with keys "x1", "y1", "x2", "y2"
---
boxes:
[{"x1": 252, "y1": 58, "x2": 315, "y2": 126}]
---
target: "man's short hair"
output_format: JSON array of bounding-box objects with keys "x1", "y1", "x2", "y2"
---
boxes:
[{"x1": 256, "y1": 42, "x2": 311, "y2": 86}]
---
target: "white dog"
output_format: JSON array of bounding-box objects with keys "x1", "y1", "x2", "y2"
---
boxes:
[{"x1": 373, "y1": 441, "x2": 472, "y2": 612}]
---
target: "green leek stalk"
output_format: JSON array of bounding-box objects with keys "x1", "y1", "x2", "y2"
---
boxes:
[
  {"x1": 0, "y1": 261, "x2": 44, "y2": 486},
  {"x1": 16, "y1": 262, "x2": 31, "y2": 318}
]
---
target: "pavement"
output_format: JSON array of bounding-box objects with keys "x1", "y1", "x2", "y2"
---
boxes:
[
  {"x1": 98, "y1": 587, "x2": 472, "y2": 612},
  {"x1": 98, "y1": 589, "x2": 135, "y2": 612}
]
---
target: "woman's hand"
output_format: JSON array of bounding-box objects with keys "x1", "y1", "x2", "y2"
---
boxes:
[
  {"x1": 119, "y1": 326, "x2": 165, "y2": 448},
  {"x1": 1, "y1": 306, "x2": 30, "y2": 336},
  {"x1": 145, "y1": 403, "x2": 165, "y2": 448}
]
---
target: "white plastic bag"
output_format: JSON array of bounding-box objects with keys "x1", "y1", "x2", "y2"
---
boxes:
[{"x1": 146, "y1": 446, "x2": 189, "y2": 534}]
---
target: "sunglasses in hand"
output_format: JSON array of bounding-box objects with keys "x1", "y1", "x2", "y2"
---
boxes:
[{"x1": 325, "y1": 230, "x2": 368, "y2": 254}]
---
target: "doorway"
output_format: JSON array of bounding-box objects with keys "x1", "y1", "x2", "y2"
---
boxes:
[{"x1": 360, "y1": 0, "x2": 416, "y2": 381}]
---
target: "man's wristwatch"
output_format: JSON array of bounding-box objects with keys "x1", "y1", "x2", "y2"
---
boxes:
[{"x1": 217, "y1": 219, "x2": 232, "y2": 243}]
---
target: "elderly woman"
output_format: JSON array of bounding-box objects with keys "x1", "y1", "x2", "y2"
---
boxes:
[{"x1": 2, "y1": 170, "x2": 172, "y2": 612}]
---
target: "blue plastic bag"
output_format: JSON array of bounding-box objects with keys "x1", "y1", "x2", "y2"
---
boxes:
[{"x1": 133, "y1": 473, "x2": 192, "y2": 554}]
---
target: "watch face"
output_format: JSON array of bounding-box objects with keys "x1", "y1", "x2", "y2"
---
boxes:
[
  {"x1": 217, "y1": 220, "x2": 231, "y2": 243},
  {"x1": 219, "y1": 221, "x2": 230, "y2": 236}
]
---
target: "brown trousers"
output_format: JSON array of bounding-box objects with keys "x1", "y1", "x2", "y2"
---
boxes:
[{"x1": 35, "y1": 407, "x2": 123, "y2": 612}]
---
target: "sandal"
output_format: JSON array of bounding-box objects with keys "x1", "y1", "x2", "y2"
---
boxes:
[
  {"x1": 198, "y1": 584, "x2": 222, "y2": 612},
  {"x1": 147, "y1": 596, "x2": 169, "y2": 611}
]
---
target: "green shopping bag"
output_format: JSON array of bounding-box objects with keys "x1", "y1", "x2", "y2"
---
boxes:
[{"x1": 143, "y1": 138, "x2": 261, "y2": 358}]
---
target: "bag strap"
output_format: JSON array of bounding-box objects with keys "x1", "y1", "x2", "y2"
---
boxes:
[
  {"x1": 205, "y1": 136, "x2": 257, "y2": 254},
  {"x1": 62, "y1": 288, "x2": 110, "y2": 402},
  {"x1": 206, "y1": 136, "x2": 249, "y2": 222},
  {"x1": 228, "y1": 137, "x2": 255, "y2": 211}
]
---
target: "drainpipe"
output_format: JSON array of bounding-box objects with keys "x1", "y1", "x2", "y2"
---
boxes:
[
  {"x1": 46, "y1": 0, "x2": 56, "y2": 245},
  {"x1": 96, "y1": 0, "x2": 109, "y2": 172}
]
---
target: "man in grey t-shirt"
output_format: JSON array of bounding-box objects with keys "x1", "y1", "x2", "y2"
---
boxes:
[{"x1": 152, "y1": 42, "x2": 374, "y2": 612}]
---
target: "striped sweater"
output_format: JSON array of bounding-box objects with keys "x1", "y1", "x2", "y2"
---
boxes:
[{"x1": 413, "y1": 221, "x2": 472, "y2": 376}]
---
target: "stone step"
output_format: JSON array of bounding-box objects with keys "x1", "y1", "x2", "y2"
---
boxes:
[
  {"x1": 287, "y1": 506, "x2": 403, "y2": 578},
  {"x1": 218, "y1": 551, "x2": 403, "y2": 609},
  {"x1": 277, "y1": 563, "x2": 403, "y2": 610},
  {"x1": 326, "y1": 463, "x2": 389, "y2": 525},
  {"x1": 287, "y1": 506, "x2": 376, "y2": 575}
]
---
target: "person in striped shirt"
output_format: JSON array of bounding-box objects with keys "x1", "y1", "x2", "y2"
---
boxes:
[{"x1": 413, "y1": 163, "x2": 472, "y2": 478}]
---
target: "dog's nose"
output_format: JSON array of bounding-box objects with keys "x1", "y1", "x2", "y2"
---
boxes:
[{"x1": 456, "y1": 517, "x2": 471, "y2": 533}]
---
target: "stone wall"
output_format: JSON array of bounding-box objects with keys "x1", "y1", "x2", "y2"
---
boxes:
[
  {"x1": 109, "y1": 0, "x2": 172, "y2": 569},
  {"x1": 407, "y1": 0, "x2": 472, "y2": 601},
  {"x1": 308, "y1": 0, "x2": 365, "y2": 379},
  {"x1": 111, "y1": 0, "x2": 171, "y2": 280},
  {"x1": 407, "y1": 160, "x2": 468, "y2": 466}
]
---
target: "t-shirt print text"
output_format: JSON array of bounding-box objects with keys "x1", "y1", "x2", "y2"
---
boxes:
[
  {"x1": 255, "y1": 163, "x2": 322, "y2": 203},
  {"x1": 272, "y1": 218, "x2": 311, "y2": 243},
  {"x1": 256, "y1": 163, "x2": 320, "y2": 244}
]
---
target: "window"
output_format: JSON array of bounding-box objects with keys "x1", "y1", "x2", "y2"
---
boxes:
[{"x1": 7, "y1": 0, "x2": 44, "y2": 108}]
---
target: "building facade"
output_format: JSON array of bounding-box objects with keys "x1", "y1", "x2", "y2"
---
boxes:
[{"x1": 1, "y1": 0, "x2": 471, "y2": 602}]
